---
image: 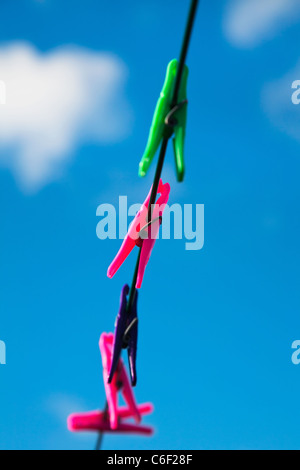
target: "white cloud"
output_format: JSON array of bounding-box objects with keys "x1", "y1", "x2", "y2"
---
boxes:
[
  {"x1": 224, "y1": 0, "x2": 300, "y2": 48},
  {"x1": 46, "y1": 393, "x2": 88, "y2": 423},
  {"x1": 0, "y1": 43, "x2": 132, "y2": 191},
  {"x1": 262, "y1": 62, "x2": 300, "y2": 142},
  {"x1": 44, "y1": 393, "x2": 94, "y2": 448}
]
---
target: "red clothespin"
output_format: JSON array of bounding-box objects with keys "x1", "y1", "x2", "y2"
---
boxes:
[
  {"x1": 67, "y1": 333, "x2": 154, "y2": 436},
  {"x1": 107, "y1": 179, "x2": 170, "y2": 288}
]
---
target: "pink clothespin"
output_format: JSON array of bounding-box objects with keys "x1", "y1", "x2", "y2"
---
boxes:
[
  {"x1": 99, "y1": 332, "x2": 141, "y2": 430},
  {"x1": 67, "y1": 404, "x2": 154, "y2": 435},
  {"x1": 67, "y1": 333, "x2": 154, "y2": 436},
  {"x1": 107, "y1": 179, "x2": 170, "y2": 288}
]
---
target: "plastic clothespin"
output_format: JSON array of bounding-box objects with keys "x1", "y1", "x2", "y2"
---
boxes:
[
  {"x1": 67, "y1": 332, "x2": 154, "y2": 437},
  {"x1": 139, "y1": 59, "x2": 189, "y2": 182},
  {"x1": 108, "y1": 284, "x2": 138, "y2": 387},
  {"x1": 99, "y1": 332, "x2": 142, "y2": 430},
  {"x1": 68, "y1": 403, "x2": 154, "y2": 436},
  {"x1": 107, "y1": 179, "x2": 170, "y2": 289}
]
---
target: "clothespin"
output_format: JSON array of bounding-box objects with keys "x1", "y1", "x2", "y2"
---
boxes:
[
  {"x1": 68, "y1": 404, "x2": 154, "y2": 436},
  {"x1": 108, "y1": 284, "x2": 138, "y2": 387},
  {"x1": 139, "y1": 59, "x2": 189, "y2": 182},
  {"x1": 67, "y1": 333, "x2": 154, "y2": 436},
  {"x1": 107, "y1": 179, "x2": 171, "y2": 289},
  {"x1": 100, "y1": 332, "x2": 142, "y2": 430}
]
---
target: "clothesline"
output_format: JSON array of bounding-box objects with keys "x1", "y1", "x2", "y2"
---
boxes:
[
  {"x1": 67, "y1": 0, "x2": 200, "y2": 451},
  {"x1": 99, "y1": 0, "x2": 199, "y2": 449}
]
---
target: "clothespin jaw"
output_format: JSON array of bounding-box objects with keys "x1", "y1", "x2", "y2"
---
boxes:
[
  {"x1": 107, "y1": 180, "x2": 170, "y2": 289},
  {"x1": 172, "y1": 65, "x2": 188, "y2": 182},
  {"x1": 126, "y1": 288, "x2": 138, "y2": 386},
  {"x1": 135, "y1": 180, "x2": 170, "y2": 289},
  {"x1": 108, "y1": 286, "x2": 128, "y2": 386},
  {"x1": 138, "y1": 60, "x2": 177, "y2": 179},
  {"x1": 138, "y1": 59, "x2": 189, "y2": 182},
  {"x1": 108, "y1": 284, "x2": 139, "y2": 387},
  {"x1": 68, "y1": 403, "x2": 154, "y2": 435}
]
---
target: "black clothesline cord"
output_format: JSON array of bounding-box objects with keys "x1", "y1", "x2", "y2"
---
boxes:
[
  {"x1": 95, "y1": 0, "x2": 199, "y2": 451},
  {"x1": 94, "y1": 402, "x2": 108, "y2": 451}
]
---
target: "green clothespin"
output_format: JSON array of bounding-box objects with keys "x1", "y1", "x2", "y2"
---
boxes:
[{"x1": 138, "y1": 59, "x2": 189, "y2": 182}]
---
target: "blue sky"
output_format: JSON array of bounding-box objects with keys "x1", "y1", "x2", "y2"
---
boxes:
[{"x1": 0, "y1": 0, "x2": 300, "y2": 450}]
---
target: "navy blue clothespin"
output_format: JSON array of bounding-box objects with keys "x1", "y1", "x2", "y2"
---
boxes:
[{"x1": 108, "y1": 284, "x2": 138, "y2": 387}]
